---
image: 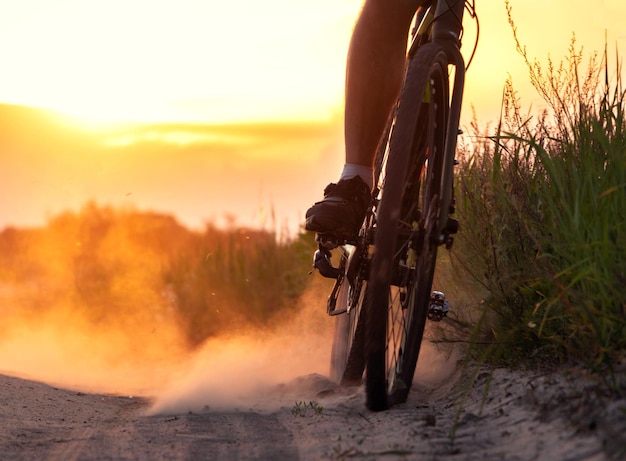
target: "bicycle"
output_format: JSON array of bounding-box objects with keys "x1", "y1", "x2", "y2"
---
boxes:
[{"x1": 312, "y1": 0, "x2": 478, "y2": 411}]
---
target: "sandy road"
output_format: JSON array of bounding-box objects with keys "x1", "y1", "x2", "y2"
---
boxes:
[
  {"x1": 1, "y1": 364, "x2": 624, "y2": 461},
  {"x1": 1, "y1": 374, "x2": 301, "y2": 460}
]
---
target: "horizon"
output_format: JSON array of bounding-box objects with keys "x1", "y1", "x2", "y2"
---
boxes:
[{"x1": 0, "y1": 103, "x2": 344, "y2": 235}]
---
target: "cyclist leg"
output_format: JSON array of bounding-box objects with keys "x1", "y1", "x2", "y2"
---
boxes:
[
  {"x1": 305, "y1": 0, "x2": 426, "y2": 238},
  {"x1": 345, "y1": 0, "x2": 427, "y2": 171}
]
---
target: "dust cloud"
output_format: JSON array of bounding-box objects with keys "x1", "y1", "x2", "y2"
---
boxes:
[
  {"x1": 0, "y1": 275, "x2": 336, "y2": 410},
  {"x1": 0, "y1": 281, "x2": 462, "y2": 415},
  {"x1": 147, "y1": 297, "x2": 462, "y2": 415},
  {"x1": 0, "y1": 302, "x2": 188, "y2": 396},
  {"x1": 0, "y1": 242, "x2": 460, "y2": 416},
  {"x1": 149, "y1": 279, "x2": 335, "y2": 414}
]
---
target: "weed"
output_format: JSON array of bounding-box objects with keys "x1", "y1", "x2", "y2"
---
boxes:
[
  {"x1": 454, "y1": 4, "x2": 626, "y2": 374},
  {"x1": 330, "y1": 434, "x2": 367, "y2": 460},
  {"x1": 291, "y1": 400, "x2": 324, "y2": 417}
]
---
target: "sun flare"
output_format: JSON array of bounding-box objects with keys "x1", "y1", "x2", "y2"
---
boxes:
[
  {"x1": 0, "y1": 0, "x2": 359, "y2": 124},
  {"x1": 2, "y1": 0, "x2": 625, "y2": 125}
]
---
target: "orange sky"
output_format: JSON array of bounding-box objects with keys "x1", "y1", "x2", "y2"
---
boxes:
[
  {"x1": 1, "y1": 0, "x2": 625, "y2": 233},
  {"x1": 0, "y1": 105, "x2": 344, "y2": 234},
  {"x1": 2, "y1": 0, "x2": 624, "y2": 124}
]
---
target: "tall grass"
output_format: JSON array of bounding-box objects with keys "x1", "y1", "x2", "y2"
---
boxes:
[
  {"x1": 0, "y1": 203, "x2": 316, "y2": 348},
  {"x1": 455, "y1": 27, "x2": 626, "y2": 372},
  {"x1": 163, "y1": 223, "x2": 315, "y2": 346}
]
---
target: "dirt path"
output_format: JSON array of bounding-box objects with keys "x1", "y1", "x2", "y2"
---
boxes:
[{"x1": 1, "y1": 361, "x2": 623, "y2": 460}]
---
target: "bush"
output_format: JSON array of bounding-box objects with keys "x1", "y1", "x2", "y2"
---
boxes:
[
  {"x1": 455, "y1": 27, "x2": 626, "y2": 372},
  {"x1": 0, "y1": 203, "x2": 316, "y2": 348},
  {"x1": 163, "y1": 225, "x2": 315, "y2": 346}
]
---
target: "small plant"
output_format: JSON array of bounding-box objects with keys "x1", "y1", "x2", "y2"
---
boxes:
[
  {"x1": 330, "y1": 435, "x2": 413, "y2": 460},
  {"x1": 290, "y1": 400, "x2": 324, "y2": 417},
  {"x1": 330, "y1": 435, "x2": 366, "y2": 460}
]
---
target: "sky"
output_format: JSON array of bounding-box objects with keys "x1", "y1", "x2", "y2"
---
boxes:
[
  {"x1": 1, "y1": 0, "x2": 625, "y2": 232},
  {"x1": 1, "y1": 0, "x2": 624, "y2": 124},
  {"x1": 0, "y1": 0, "x2": 359, "y2": 123}
]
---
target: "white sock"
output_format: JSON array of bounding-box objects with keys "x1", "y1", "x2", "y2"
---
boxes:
[{"x1": 339, "y1": 163, "x2": 373, "y2": 190}]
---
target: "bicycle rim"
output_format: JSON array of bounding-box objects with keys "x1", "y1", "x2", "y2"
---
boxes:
[{"x1": 365, "y1": 43, "x2": 449, "y2": 411}]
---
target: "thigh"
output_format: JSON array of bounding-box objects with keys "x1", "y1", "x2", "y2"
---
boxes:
[{"x1": 361, "y1": 0, "x2": 428, "y2": 22}]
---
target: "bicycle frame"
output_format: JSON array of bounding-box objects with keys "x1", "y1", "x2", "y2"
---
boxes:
[
  {"x1": 317, "y1": 0, "x2": 473, "y2": 410},
  {"x1": 316, "y1": 0, "x2": 469, "y2": 292}
]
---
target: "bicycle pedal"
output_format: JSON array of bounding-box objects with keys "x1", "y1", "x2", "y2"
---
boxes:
[
  {"x1": 312, "y1": 247, "x2": 340, "y2": 279},
  {"x1": 427, "y1": 291, "x2": 450, "y2": 321}
]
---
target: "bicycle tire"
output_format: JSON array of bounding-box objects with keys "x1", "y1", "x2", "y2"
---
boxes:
[
  {"x1": 330, "y1": 118, "x2": 394, "y2": 387},
  {"x1": 330, "y1": 280, "x2": 367, "y2": 385},
  {"x1": 365, "y1": 43, "x2": 450, "y2": 411},
  {"x1": 329, "y1": 250, "x2": 367, "y2": 385}
]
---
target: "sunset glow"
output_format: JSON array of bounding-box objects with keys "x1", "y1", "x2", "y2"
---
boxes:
[
  {"x1": 2, "y1": 0, "x2": 625, "y2": 125},
  {"x1": 1, "y1": 0, "x2": 625, "y2": 233},
  {"x1": 0, "y1": 0, "x2": 358, "y2": 123}
]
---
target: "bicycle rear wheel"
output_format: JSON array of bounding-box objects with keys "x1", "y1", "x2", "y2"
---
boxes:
[
  {"x1": 365, "y1": 43, "x2": 450, "y2": 411},
  {"x1": 330, "y1": 246, "x2": 368, "y2": 385}
]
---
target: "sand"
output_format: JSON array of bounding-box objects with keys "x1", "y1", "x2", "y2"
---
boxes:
[{"x1": 1, "y1": 349, "x2": 624, "y2": 460}]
